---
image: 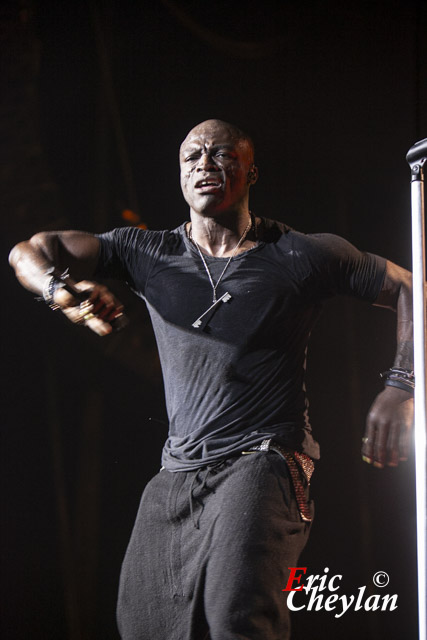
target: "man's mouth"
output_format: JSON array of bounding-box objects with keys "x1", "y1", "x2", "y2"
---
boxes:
[{"x1": 194, "y1": 178, "x2": 222, "y2": 192}]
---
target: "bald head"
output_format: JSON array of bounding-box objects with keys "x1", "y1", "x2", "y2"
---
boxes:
[
  {"x1": 180, "y1": 119, "x2": 255, "y2": 163},
  {"x1": 179, "y1": 119, "x2": 258, "y2": 217}
]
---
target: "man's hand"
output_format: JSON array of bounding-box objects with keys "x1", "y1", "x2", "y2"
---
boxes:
[
  {"x1": 54, "y1": 280, "x2": 125, "y2": 337},
  {"x1": 8, "y1": 231, "x2": 126, "y2": 336},
  {"x1": 361, "y1": 386, "x2": 414, "y2": 468}
]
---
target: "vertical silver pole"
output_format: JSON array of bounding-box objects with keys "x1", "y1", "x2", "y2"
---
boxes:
[{"x1": 407, "y1": 139, "x2": 427, "y2": 640}]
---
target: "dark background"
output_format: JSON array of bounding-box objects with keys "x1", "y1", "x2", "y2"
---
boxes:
[{"x1": 1, "y1": 0, "x2": 426, "y2": 638}]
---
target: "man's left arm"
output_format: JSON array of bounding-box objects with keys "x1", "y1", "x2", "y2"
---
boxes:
[{"x1": 362, "y1": 260, "x2": 414, "y2": 468}]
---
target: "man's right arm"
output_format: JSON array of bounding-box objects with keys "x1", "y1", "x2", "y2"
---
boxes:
[{"x1": 9, "y1": 231, "x2": 124, "y2": 336}]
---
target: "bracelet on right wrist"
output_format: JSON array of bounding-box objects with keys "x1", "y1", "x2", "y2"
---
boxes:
[{"x1": 40, "y1": 268, "x2": 70, "y2": 310}]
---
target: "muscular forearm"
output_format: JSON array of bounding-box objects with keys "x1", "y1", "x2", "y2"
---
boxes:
[
  {"x1": 374, "y1": 260, "x2": 413, "y2": 370},
  {"x1": 363, "y1": 260, "x2": 414, "y2": 468},
  {"x1": 9, "y1": 236, "x2": 59, "y2": 296},
  {"x1": 9, "y1": 231, "x2": 100, "y2": 296},
  {"x1": 9, "y1": 230, "x2": 123, "y2": 336},
  {"x1": 392, "y1": 279, "x2": 414, "y2": 371}
]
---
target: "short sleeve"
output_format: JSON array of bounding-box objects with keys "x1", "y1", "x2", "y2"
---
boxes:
[
  {"x1": 291, "y1": 232, "x2": 387, "y2": 303},
  {"x1": 95, "y1": 226, "x2": 165, "y2": 295}
]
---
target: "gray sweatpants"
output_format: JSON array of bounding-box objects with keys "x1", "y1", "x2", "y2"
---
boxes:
[{"x1": 117, "y1": 451, "x2": 313, "y2": 640}]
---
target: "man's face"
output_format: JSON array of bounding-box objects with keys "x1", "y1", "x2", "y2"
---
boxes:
[{"x1": 179, "y1": 120, "x2": 255, "y2": 216}]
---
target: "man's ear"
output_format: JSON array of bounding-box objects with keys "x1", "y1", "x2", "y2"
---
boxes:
[{"x1": 247, "y1": 165, "x2": 259, "y2": 185}]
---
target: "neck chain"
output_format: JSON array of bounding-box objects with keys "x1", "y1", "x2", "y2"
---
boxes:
[{"x1": 189, "y1": 215, "x2": 252, "y2": 303}]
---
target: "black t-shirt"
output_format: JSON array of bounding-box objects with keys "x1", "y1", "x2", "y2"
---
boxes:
[{"x1": 96, "y1": 218, "x2": 386, "y2": 470}]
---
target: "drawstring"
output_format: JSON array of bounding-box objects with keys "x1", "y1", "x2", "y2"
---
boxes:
[{"x1": 189, "y1": 460, "x2": 225, "y2": 529}]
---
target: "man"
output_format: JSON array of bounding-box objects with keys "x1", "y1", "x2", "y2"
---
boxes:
[{"x1": 9, "y1": 119, "x2": 414, "y2": 639}]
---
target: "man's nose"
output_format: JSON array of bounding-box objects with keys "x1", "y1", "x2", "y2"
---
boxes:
[{"x1": 197, "y1": 152, "x2": 219, "y2": 171}]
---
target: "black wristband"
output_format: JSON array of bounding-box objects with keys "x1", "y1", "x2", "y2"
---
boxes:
[{"x1": 384, "y1": 379, "x2": 415, "y2": 394}]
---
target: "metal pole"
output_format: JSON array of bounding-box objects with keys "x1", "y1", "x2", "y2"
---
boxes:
[{"x1": 407, "y1": 138, "x2": 427, "y2": 640}]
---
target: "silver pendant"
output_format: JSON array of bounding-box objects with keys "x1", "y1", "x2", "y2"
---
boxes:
[{"x1": 192, "y1": 291, "x2": 232, "y2": 329}]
